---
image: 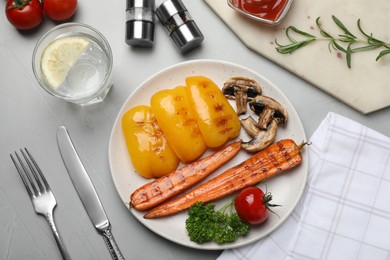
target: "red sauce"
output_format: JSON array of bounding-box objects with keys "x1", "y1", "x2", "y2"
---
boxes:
[{"x1": 231, "y1": 0, "x2": 288, "y2": 21}]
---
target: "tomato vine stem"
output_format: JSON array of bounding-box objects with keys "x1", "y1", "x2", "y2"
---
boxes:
[{"x1": 8, "y1": 0, "x2": 32, "y2": 10}]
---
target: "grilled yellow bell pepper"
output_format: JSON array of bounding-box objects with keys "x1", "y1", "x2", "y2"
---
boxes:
[
  {"x1": 122, "y1": 105, "x2": 180, "y2": 179},
  {"x1": 186, "y1": 76, "x2": 241, "y2": 148},
  {"x1": 150, "y1": 86, "x2": 207, "y2": 163}
]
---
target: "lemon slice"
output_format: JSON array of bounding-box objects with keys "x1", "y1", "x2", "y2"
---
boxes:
[{"x1": 41, "y1": 36, "x2": 90, "y2": 89}]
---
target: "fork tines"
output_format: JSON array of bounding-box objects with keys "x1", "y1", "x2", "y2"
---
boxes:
[{"x1": 10, "y1": 148, "x2": 50, "y2": 197}]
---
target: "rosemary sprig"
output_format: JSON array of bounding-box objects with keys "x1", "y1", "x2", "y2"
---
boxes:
[{"x1": 275, "y1": 15, "x2": 390, "y2": 68}]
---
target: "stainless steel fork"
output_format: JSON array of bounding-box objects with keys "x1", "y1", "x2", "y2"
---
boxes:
[{"x1": 10, "y1": 148, "x2": 71, "y2": 260}]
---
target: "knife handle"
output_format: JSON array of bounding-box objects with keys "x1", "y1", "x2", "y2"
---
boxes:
[{"x1": 100, "y1": 227, "x2": 125, "y2": 260}]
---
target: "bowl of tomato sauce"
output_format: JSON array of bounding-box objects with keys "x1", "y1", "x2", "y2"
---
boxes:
[{"x1": 227, "y1": 0, "x2": 293, "y2": 25}]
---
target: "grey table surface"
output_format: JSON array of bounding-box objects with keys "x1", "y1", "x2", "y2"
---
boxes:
[{"x1": 1, "y1": 1, "x2": 389, "y2": 260}]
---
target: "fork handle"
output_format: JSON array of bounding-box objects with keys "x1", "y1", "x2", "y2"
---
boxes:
[
  {"x1": 46, "y1": 212, "x2": 72, "y2": 260},
  {"x1": 100, "y1": 227, "x2": 125, "y2": 260}
]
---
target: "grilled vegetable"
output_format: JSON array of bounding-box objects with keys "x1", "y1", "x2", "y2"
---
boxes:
[
  {"x1": 122, "y1": 105, "x2": 180, "y2": 179},
  {"x1": 151, "y1": 86, "x2": 207, "y2": 163},
  {"x1": 130, "y1": 141, "x2": 241, "y2": 211},
  {"x1": 241, "y1": 118, "x2": 278, "y2": 153},
  {"x1": 186, "y1": 76, "x2": 241, "y2": 148},
  {"x1": 249, "y1": 95, "x2": 288, "y2": 129},
  {"x1": 144, "y1": 139, "x2": 305, "y2": 219},
  {"x1": 222, "y1": 77, "x2": 262, "y2": 115}
]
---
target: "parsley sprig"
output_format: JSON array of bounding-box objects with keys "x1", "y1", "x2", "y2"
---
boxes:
[
  {"x1": 185, "y1": 201, "x2": 249, "y2": 244},
  {"x1": 275, "y1": 15, "x2": 390, "y2": 68}
]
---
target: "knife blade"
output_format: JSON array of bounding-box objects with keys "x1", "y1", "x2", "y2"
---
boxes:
[{"x1": 56, "y1": 126, "x2": 124, "y2": 260}]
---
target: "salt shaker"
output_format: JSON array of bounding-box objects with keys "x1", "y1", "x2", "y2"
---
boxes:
[
  {"x1": 126, "y1": 0, "x2": 155, "y2": 47},
  {"x1": 155, "y1": 0, "x2": 204, "y2": 53}
]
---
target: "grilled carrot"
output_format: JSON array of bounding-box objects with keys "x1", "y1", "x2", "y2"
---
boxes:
[
  {"x1": 130, "y1": 141, "x2": 241, "y2": 211},
  {"x1": 144, "y1": 139, "x2": 305, "y2": 219}
]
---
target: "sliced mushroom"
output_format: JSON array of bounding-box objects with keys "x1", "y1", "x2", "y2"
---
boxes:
[
  {"x1": 240, "y1": 115, "x2": 260, "y2": 137},
  {"x1": 249, "y1": 95, "x2": 288, "y2": 130},
  {"x1": 241, "y1": 118, "x2": 278, "y2": 153},
  {"x1": 222, "y1": 77, "x2": 262, "y2": 115}
]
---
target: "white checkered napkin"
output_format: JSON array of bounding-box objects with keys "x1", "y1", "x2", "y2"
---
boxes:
[
  {"x1": 288, "y1": 112, "x2": 390, "y2": 260},
  {"x1": 218, "y1": 112, "x2": 390, "y2": 260}
]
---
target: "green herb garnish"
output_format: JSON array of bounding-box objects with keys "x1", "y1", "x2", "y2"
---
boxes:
[
  {"x1": 275, "y1": 15, "x2": 390, "y2": 68},
  {"x1": 185, "y1": 201, "x2": 249, "y2": 245}
]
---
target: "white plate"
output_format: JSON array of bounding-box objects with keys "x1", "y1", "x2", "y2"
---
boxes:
[{"x1": 108, "y1": 59, "x2": 308, "y2": 250}]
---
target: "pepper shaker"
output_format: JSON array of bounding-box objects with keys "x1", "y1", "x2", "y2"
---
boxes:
[
  {"x1": 155, "y1": 0, "x2": 204, "y2": 53},
  {"x1": 126, "y1": 0, "x2": 155, "y2": 47}
]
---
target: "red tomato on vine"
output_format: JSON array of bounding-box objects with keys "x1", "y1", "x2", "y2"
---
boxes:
[
  {"x1": 5, "y1": 0, "x2": 43, "y2": 30},
  {"x1": 43, "y1": 0, "x2": 77, "y2": 21}
]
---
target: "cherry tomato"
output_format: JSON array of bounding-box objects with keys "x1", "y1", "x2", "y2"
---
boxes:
[
  {"x1": 234, "y1": 187, "x2": 277, "y2": 225},
  {"x1": 43, "y1": 0, "x2": 77, "y2": 21},
  {"x1": 5, "y1": 0, "x2": 43, "y2": 30}
]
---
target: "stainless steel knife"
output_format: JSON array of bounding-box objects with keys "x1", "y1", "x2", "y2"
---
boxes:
[{"x1": 56, "y1": 126, "x2": 124, "y2": 260}]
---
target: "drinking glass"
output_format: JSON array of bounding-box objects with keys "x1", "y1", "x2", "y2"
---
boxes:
[{"x1": 32, "y1": 23, "x2": 113, "y2": 105}]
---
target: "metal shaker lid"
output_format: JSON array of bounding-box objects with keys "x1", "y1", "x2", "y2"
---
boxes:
[
  {"x1": 126, "y1": 0, "x2": 155, "y2": 47},
  {"x1": 171, "y1": 22, "x2": 204, "y2": 53},
  {"x1": 154, "y1": 0, "x2": 187, "y2": 23},
  {"x1": 155, "y1": 0, "x2": 204, "y2": 53},
  {"x1": 126, "y1": 21, "x2": 155, "y2": 47}
]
